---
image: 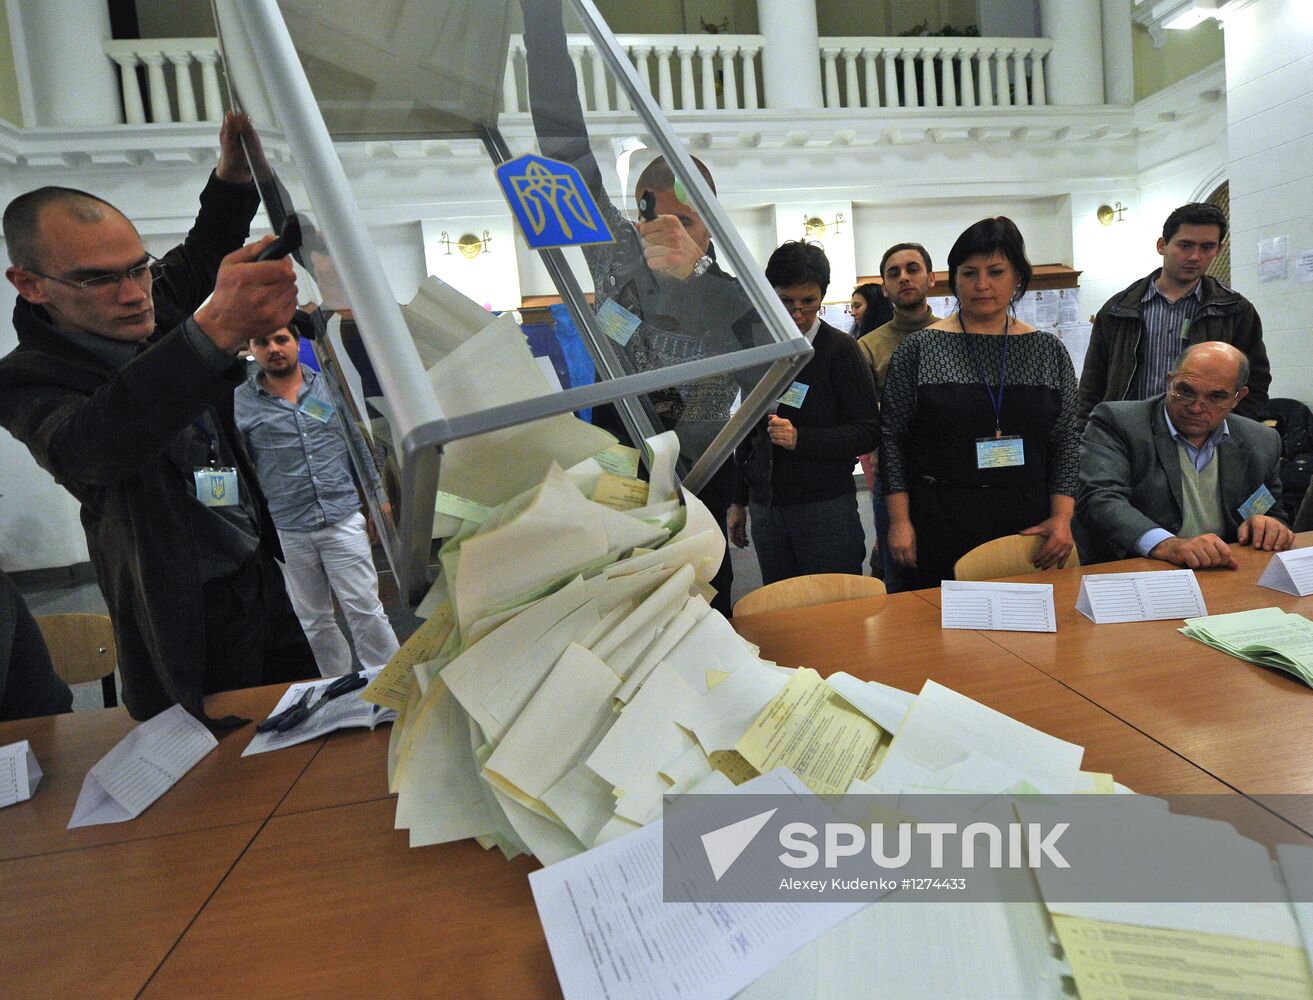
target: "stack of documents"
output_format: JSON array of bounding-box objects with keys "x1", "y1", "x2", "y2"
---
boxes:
[{"x1": 1180, "y1": 607, "x2": 1313, "y2": 686}]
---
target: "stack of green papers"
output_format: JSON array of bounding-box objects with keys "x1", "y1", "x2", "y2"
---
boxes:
[{"x1": 1180, "y1": 607, "x2": 1313, "y2": 686}]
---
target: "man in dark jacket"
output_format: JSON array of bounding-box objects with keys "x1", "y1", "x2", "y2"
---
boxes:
[
  {"x1": 1077, "y1": 202, "x2": 1268, "y2": 426},
  {"x1": 0, "y1": 114, "x2": 317, "y2": 724}
]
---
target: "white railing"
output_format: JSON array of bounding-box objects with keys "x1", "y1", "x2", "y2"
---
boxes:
[
  {"x1": 817, "y1": 37, "x2": 1053, "y2": 110},
  {"x1": 503, "y1": 33, "x2": 765, "y2": 114},
  {"x1": 103, "y1": 38, "x2": 224, "y2": 125},
  {"x1": 97, "y1": 32, "x2": 1051, "y2": 126}
]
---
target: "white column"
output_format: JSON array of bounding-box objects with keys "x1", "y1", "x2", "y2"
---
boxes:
[
  {"x1": 699, "y1": 45, "x2": 718, "y2": 110},
  {"x1": 590, "y1": 46, "x2": 611, "y2": 111},
  {"x1": 111, "y1": 54, "x2": 147, "y2": 124},
  {"x1": 196, "y1": 51, "x2": 224, "y2": 121},
  {"x1": 742, "y1": 48, "x2": 760, "y2": 109},
  {"x1": 959, "y1": 49, "x2": 976, "y2": 107},
  {"x1": 1010, "y1": 50, "x2": 1029, "y2": 106},
  {"x1": 1100, "y1": 0, "x2": 1134, "y2": 106},
  {"x1": 142, "y1": 53, "x2": 173, "y2": 123},
  {"x1": 678, "y1": 46, "x2": 696, "y2": 110},
  {"x1": 976, "y1": 51, "x2": 994, "y2": 106},
  {"x1": 1039, "y1": 0, "x2": 1103, "y2": 105},
  {"x1": 863, "y1": 51, "x2": 879, "y2": 109},
  {"x1": 881, "y1": 48, "x2": 899, "y2": 108},
  {"x1": 757, "y1": 0, "x2": 823, "y2": 109},
  {"x1": 655, "y1": 47, "x2": 675, "y2": 111},
  {"x1": 941, "y1": 49, "x2": 958, "y2": 108},
  {"x1": 721, "y1": 46, "x2": 740, "y2": 110},
  {"x1": 168, "y1": 51, "x2": 199, "y2": 123},
  {"x1": 901, "y1": 49, "x2": 918, "y2": 107},
  {"x1": 569, "y1": 46, "x2": 588, "y2": 111},
  {"x1": 1029, "y1": 49, "x2": 1047, "y2": 106},
  {"x1": 842, "y1": 50, "x2": 860, "y2": 109},
  {"x1": 994, "y1": 49, "x2": 1011, "y2": 107},
  {"x1": 920, "y1": 49, "x2": 938, "y2": 107},
  {"x1": 16, "y1": 0, "x2": 120, "y2": 125},
  {"x1": 821, "y1": 48, "x2": 840, "y2": 108},
  {"x1": 502, "y1": 45, "x2": 521, "y2": 114}
]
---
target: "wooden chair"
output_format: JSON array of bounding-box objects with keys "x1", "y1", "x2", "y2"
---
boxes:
[
  {"x1": 953, "y1": 534, "x2": 1080, "y2": 582},
  {"x1": 732, "y1": 574, "x2": 886, "y2": 618},
  {"x1": 34, "y1": 613, "x2": 118, "y2": 708}
]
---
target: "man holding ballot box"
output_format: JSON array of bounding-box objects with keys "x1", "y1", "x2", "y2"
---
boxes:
[{"x1": 1075, "y1": 342, "x2": 1293, "y2": 568}]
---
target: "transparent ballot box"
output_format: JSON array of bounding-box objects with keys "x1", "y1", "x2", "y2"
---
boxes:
[{"x1": 214, "y1": 0, "x2": 811, "y2": 603}]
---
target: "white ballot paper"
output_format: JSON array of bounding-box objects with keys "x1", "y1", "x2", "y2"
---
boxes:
[
  {"x1": 530, "y1": 769, "x2": 869, "y2": 1000},
  {"x1": 1258, "y1": 548, "x2": 1313, "y2": 597},
  {"x1": 242, "y1": 668, "x2": 394, "y2": 757},
  {"x1": 68, "y1": 704, "x2": 217, "y2": 828},
  {"x1": 941, "y1": 581, "x2": 1057, "y2": 632},
  {"x1": 0, "y1": 739, "x2": 42, "y2": 808},
  {"x1": 1075, "y1": 569, "x2": 1206, "y2": 623}
]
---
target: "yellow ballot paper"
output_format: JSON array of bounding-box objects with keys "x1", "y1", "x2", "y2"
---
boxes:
[
  {"x1": 363, "y1": 600, "x2": 455, "y2": 712},
  {"x1": 1052, "y1": 914, "x2": 1313, "y2": 1000},
  {"x1": 736, "y1": 668, "x2": 883, "y2": 794},
  {"x1": 592, "y1": 472, "x2": 649, "y2": 511}
]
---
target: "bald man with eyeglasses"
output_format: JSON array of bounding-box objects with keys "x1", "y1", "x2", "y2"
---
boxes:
[
  {"x1": 1075, "y1": 341, "x2": 1293, "y2": 568},
  {"x1": 0, "y1": 113, "x2": 317, "y2": 725}
]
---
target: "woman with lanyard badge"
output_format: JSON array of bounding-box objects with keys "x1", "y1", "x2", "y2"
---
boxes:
[{"x1": 880, "y1": 217, "x2": 1079, "y2": 590}]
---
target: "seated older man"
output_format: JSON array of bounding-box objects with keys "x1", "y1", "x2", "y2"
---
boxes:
[{"x1": 1076, "y1": 341, "x2": 1293, "y2": 569}]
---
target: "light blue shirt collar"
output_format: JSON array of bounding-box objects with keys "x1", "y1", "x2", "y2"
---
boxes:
[{"x1": 1163, "y1": 403, "x2": 1229, "y2": 471}]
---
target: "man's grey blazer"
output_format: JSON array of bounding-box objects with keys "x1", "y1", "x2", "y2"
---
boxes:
[{"x1": 1075, "y1": 394, "x2": 1285, "y2": 562}]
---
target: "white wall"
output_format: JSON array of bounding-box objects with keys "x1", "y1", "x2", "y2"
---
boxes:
[{"x1": 1223, "y1": 0, "x2": 1313, "y2": 405}]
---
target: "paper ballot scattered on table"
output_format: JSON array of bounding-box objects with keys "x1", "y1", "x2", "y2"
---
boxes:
[
  {"x1": 1075, "y1": 569, "x2": 1206, "y2": 623},
  {"x1": 1258, "y1": 548, "x2": 1313, "y2": 597},
  {"x1": 941, "y1": 581, "x2": 1057, "y2": 632},
  {"x1": 68, "y1": 704, "x2": 216, "y2": 828},
  {"x1": 0, "y1": 740, "x2": 42, "y2": 808},
  {"x1": 530, "y1": 769, "x2": 869, "y2": 1000}
]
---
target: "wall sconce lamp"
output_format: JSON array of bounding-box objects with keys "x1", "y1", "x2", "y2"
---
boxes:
[
  {"x1": 1097, "y1": 202, "x2": 1128, "y2": 226},
  {"x1": 802, "y1": 212, "x2": 844, "y2": 240},
  {"x1": 439, "y1": 229, "x2": 493, "y2": 259}
]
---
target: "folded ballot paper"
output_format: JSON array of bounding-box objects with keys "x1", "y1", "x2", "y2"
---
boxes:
[
  {"x1": 1180, "y1": 607, "x2": 1313, "y2": 686},
  {"x1": 68, "y1": 704, "x2": 217, "y2": 829},
  {"x1": 0, "y1": 740, "x2": 42, "y2": 808}
]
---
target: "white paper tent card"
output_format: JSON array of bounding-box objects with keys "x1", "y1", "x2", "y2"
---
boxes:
[
  {"x1": 941, "y1": 581, "x2": 1057, "y2": 632},
  {"x1": 1075, "y1": 569, "x2": 1206, "y2": 623},
  {"x1": 1258, "y1": 548, "x2": 1313, "y2": 597},
  {"x1": 0, "y1": 739, "x2": 42, "y2": 808},
  {"x1": 68, "y1": 704, "x2": 217, "y2": 829}
]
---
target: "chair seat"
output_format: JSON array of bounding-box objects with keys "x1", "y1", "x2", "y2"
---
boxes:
[
  {"x1": 34, "y1": 613, "x2": 118, "y2": 708},
  {"x1": 953, "y1": 534, "x2": 1080, "y2": 582},
  {"x1": 733, "y1": 573, "x2": 886, "y2": 617}
]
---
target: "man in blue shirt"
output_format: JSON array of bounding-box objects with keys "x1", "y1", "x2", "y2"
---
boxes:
[
  {"x1": 1076, "y1": 341, "x2": 1292, "y2": 567},
  {"x1": 235, "y1": 320, "x2": 399, "y2": 676}
]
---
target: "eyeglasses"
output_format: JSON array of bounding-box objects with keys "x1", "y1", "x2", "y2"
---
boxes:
[
  {"x1": 778, "y1": 298, "x2": 822, "y2": 316},
  {"x1": 1167, "y1": 382, "x2": 1240, "y2": 410},
  {"x1": 24, "y1": 253, "x2": 163, "y2": 293}
]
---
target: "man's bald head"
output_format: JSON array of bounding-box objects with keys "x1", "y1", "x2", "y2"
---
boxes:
[
  {"x1": 1173, "y1": 341, "x2": 1250, "y2": 392},
  {"x1": 3, "y1": 187, "x2": 124, "y2": 272}
]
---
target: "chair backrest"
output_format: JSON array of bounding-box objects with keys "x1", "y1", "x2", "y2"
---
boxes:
[
  {"x1": 733, "y1": 574, "x2": 886, "y2": 618},
  {"x1": 34, "y1": 613, "x2": 117, "y2": 686},
  {"x1": 953, "y1": 534, "x2": 1080, "y2": 582}
]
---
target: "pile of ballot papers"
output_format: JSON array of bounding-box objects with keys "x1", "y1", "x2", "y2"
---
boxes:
[{"x1": 1180, "y1": 607, "x2": 1313, "y2": 687}]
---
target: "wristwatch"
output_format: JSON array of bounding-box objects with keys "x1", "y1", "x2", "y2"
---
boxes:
[{"x1": 691, "y1": 254, "x2": 713, "y2": 278}]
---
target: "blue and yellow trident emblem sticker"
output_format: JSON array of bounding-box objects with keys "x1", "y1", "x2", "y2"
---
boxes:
[{"x1": 496, "y1": 154, "x2": 613, "y2": 250}]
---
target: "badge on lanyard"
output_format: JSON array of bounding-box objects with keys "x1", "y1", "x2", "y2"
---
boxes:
[
  {"x1": 778, "y1": 381, "x2": 809, "y2": 409},
  {"x1": 976, "y1": 436, "x2": 1026, "y2": 469},
  {"x1": 1237, "y1": 483, "x2": 1276, "y2": 520},
  {"x1": 961, "y1": 314, "x2": 1026, "y2": 471},
  {"x1": 299, "y1": 394, "x2": 334, "y2": 423},
  {"x1": 194, "y1": 467, "x2": 240, "y2": 507}
]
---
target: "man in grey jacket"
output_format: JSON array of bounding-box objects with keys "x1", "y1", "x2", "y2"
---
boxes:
[
  {"x1": 1077, "y1": 202, "x2": 1269, "y2": 425},
  {"x1": 1076, "y1": 342, "x2": 1292, "y2": 568}
]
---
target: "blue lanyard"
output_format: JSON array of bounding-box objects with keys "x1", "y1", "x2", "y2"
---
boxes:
[{"x1": 959, "y1": 311, "x2": 1010, "y2": 438}]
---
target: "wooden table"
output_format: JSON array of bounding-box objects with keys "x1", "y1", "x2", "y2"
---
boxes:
[{"x1": 5, "y1": 553, "x2": 1313, "y2": 997}]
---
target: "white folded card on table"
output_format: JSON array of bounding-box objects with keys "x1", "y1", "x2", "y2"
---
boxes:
[
  {"x1": 940, "y1": 580, "x2": 1057, "y2": 632},
  {"x1": 0, "y1": 739, "x2": 42, "y2": 808},
  {"x1": 1075, "y1": 569, "x2": 1207, "y2": 624},
  {"x1": 68, "y1": 703, "x2": 217, "y2": 829},
  {"x1": 1257, "y1": 548, "x2": 1313, "y2": 597}
]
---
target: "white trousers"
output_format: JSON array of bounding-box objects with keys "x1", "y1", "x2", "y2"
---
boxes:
[{"x1": 276, "y1": 512, "x2": 400, "y2": 676}]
